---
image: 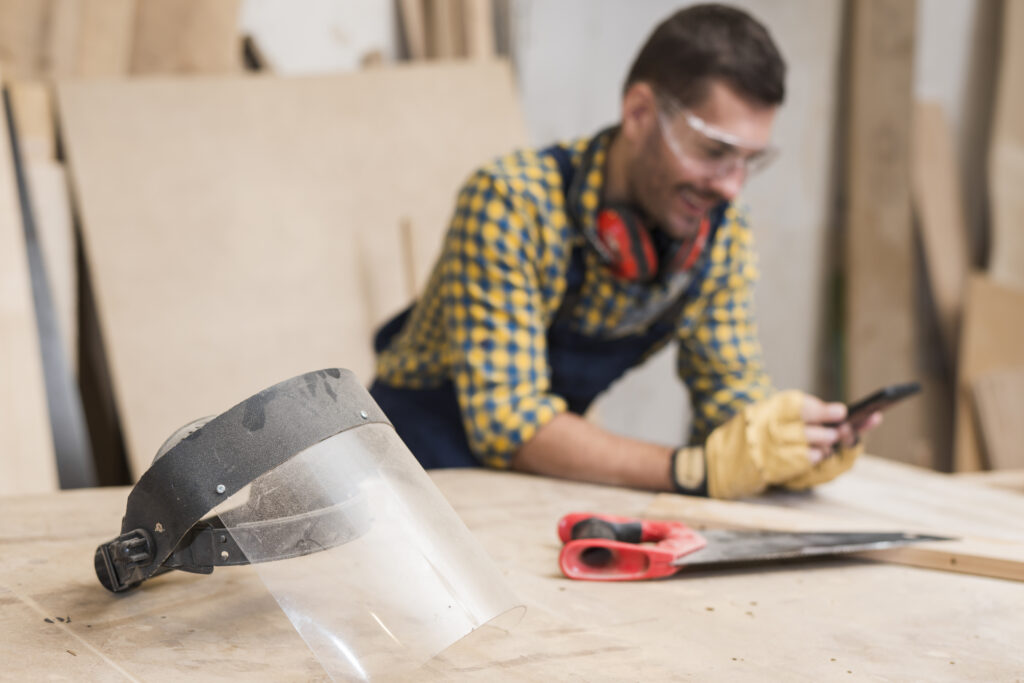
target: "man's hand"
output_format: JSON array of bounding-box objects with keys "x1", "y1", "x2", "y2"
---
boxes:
[
  {"x1": 705, "y1": 390, "x2": 883, "y2": 499},
  {"x1": 801, "y1": 395, "x2": 883, "y2": 464}
]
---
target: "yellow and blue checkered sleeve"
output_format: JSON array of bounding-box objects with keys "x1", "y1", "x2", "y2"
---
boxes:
[
  {"x1": 439, "y1": 167, "x2": 569, "y2": 468},
  {"x1": 677, "y1": 207, "x2": 774, "y2": 445}
]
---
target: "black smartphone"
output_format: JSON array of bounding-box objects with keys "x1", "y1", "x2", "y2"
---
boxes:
[{"x1": 843, "y1": 381, "x2": 922, "y2": 428}]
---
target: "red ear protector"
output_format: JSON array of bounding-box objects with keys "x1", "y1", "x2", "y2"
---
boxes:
[{"x1": 567, "y1": 129, "x2": 710, "y2": 283}]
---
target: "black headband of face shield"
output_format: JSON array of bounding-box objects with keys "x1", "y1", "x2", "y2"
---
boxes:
[{"x1": 94, "y1": 369, "x2": 391, "y2": 593}]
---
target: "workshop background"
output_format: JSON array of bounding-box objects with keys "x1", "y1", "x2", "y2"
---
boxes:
[{"x1": 2, "y1": 0, "x2": 1022, "y2": 494}]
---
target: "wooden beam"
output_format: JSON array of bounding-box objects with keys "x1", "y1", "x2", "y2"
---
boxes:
[
  {"x1": 462, "y1": 0, "x2": 495, "y2": 60},
  {"x1": 427, "y1": 0, "x2": 463, "y2": 59},
  {"x1": 843, "y1": 0, "x2": 927, "y2": 466},
  {"x1": 988, "y1": 0, "x2": 1024, "y2": 289},
  {"x1": 399, "y1": 0, "x2": 428, "y2": 60},
  {"x1": 910, "y1": 100, "x2": 970, "y2": 364}
]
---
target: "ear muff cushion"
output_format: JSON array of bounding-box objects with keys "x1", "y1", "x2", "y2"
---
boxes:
[{"x1": 596, "y1": 206, "x2": 657, "y2": 281}]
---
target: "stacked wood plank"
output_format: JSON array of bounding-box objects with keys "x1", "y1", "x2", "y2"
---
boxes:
[
  {"x1": 399, "y1": 0, "x2": 498, "y2": 60},
  {"x1": 0, "y1": 0, "x2": 242, "y2": 79}
]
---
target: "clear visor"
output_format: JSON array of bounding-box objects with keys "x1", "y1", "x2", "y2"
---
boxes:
[{"x1": 214, "y1": 422, "x2": 522, "y2": 680}]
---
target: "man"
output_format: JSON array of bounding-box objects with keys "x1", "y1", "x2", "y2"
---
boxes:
[{"x1": 370, "y1": 4, "x2": 881, "y2": 499}]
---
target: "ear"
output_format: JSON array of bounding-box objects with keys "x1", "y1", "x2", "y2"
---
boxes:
[{"x1": 620, "y1": 82, "x2": 659, "y2": 143}]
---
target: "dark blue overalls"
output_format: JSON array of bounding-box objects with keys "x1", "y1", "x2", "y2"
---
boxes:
[{"x1": 369, "y1": 146, "x2": 721, "y2": 469}]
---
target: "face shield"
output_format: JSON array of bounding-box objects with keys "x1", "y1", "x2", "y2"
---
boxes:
[{"x1": 95, "y1": 369, "x2": 522, "y2": 680}]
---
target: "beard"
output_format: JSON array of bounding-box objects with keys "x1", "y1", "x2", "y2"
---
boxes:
[{"x1": 626, "y1": 130, "x2": 723, "y2": 242}]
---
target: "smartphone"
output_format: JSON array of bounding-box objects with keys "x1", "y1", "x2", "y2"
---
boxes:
[{"x1": 843, "y1": 381, "x2": 922, "y2": 427}]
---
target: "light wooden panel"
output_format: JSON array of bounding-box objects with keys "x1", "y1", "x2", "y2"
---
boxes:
[
  {"x1": 910, "y1": 100, "x2": 969, "y2": 362},
  {"x1": 973, "y1": 366, "x2": 1024, "y2": 470},
  {"x1": 9, "y1": 81, "x2": 75, "y2": 374},
  {"x1": 8, "y1": 80, "x2": 55, "y2": 161},
  {"x1": 25, "y1": 160, "x2": 75, "y2": 375},
  {"x1": 462, "y1": 0, "x2": 495, "y2": 60},
  {"x1": 647, "y1": 455, "x2": 1024, "y2": 582},
  {"x1": 399, "y1": 0, "x2": 428, "y2": 60},
  {"x1": 4, "y1": 471, "x2": 1024, "y2": 680},
  {"x1": 956, "y1": 469, "x2": 1024, "y2": 493},
  {"x1": 988, "y1": 0, "x2": 1024, "y2": 289},
  {"x1": 58, "y1": 62, "x2": 527, "y2": 478},
  {"x1": 954, "y1": 274, "x2": 1024, "y2": 470},
  {"x1": 843, "y1": 0, "x2": 928, "y2": 466},
  {"x1": 48, "y1": 0, "x2": 136, "y2": 78},
  {"x1": 130, "y1": 0, "x2": 242, "y2": 75},
  {"x1": 0, "y1": 0, "x2": 50, "y2": 78},
  {"x1": 0, "y1": 75, "x2": 58, "y2": 495}
]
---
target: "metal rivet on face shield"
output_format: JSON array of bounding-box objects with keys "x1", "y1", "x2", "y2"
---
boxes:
[
  {"x1": 215, "y1": 484, "x2": 226, "y2": 494},
  {"x1": 359, "y1": 410, "x2": 368, "y2": 419},
  {"x1": 220, "y1": 551, "x2": 229, "y2": 561}
]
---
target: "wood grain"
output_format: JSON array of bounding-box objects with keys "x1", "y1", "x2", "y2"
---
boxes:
[
  {"x1": 130, "y1": 0, "x2": 242, "y2": 75},
  {"x1": 973, "y1": 366, "x2": 1024, "y2": 469},
  {"x1": 988, "y1": 0, "x2": 1024, "y2": 289},
  {"x1": 57, "y1": 63, "x2": 527, "y2": 478},
  {"x1": 842, "y1": 0, "x2": 929, "y2": 467},
  {"x1": 910, "y1": 100, "x2": 970, "y2": 363},
  {"x1": 4, "y1": 468, "x2": 1024, "y2": 679},
  {"x1": 0, "y1": 71, "x2": 58, "y2": 495},
  {"x1": 646, "y1": 455, "x2": 1024, "y2": 582},
  {"x1": 954, "y1": 274, "x2": 1024, "y2": 470}
]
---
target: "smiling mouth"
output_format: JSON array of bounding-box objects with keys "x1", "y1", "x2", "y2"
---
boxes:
[{"x1": 678, "y1": 188, "x2": 718, "y2": 215}]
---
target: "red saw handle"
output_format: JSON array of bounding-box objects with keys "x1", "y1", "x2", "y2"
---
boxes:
[{"x1": 557, "y1": 512, "x2": 707, "y2": 581}]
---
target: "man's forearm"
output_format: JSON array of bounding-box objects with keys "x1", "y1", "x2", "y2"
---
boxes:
[{"x1": 510, "y1": 412, "x2": 678, "y2": 491}]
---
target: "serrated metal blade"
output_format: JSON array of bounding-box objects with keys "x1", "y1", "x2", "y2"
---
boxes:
[{"x1": 671, "y1": 530, "x2": 952, "y2": 567}]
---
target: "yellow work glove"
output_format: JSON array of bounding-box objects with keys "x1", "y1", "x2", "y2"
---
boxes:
[
  {"x1": 701, "y1": 390, "x2": 860, "y2": 499},
  {"x1": 783, "y1": 441, "x2": 863, "y2": 491}
]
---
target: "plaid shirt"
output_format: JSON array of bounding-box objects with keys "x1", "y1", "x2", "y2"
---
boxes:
[{"x1": 375, "y1": 130, "x2": 773, "y2": 468}]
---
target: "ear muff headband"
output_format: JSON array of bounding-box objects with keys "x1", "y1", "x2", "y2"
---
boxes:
[{"x1": 564, "y1": 128, "x2": 704, "y2": 283}]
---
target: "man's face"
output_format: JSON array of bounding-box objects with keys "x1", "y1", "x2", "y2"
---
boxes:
[{"x1": 624, "y1": 80, "x2": 778, "y2": 241}]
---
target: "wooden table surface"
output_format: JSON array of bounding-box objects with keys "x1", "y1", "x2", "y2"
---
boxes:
[{"x1": 3, "y1": 463, "x2": 1024, "y2": 681}]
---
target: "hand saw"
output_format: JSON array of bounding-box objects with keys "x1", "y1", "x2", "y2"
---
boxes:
[{"x1": 557, "y1": 512, "x2": 952, "y2": 581}]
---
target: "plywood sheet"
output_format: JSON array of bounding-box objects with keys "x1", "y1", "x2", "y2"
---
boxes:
[
  {"x1": 130, "y1": 0, "x2": 242, "y2": 75},
  {"x1": 57, "y1": 62, "x2": 527, "y2": 478},
  {"x1": 988, "y1": 0, "x2": 1024, "y2": 289},
  {"x1": 0, "y1": 75, "x2": 58, "y2": 495},
  {"x1": 954, "y1": 274, "x2": 1024, "y2": 470},
  {"x1": 25, "y1": 160, "x2": 75, "y2": 373},
  {"x1": 8, "y1": 80, "x2": 55, "y2": 161},
  {"x1": 910, "y1": 100, "x2": 969, "y2": 361},
  {"x1": 843, "y1": 0, "x2": 928, "y2": 466},
  {"x1": 973, "y1": 366, "x2": 1024, "y2": 470}
]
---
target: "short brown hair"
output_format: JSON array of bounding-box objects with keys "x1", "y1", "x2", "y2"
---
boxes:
[{"x1": 625, "y1": 4, "x2": 786, "y2": 108}]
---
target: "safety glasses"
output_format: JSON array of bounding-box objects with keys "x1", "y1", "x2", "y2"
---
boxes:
[{"x1": 656, "y1": 98, "x2": 779, "y2": 179}]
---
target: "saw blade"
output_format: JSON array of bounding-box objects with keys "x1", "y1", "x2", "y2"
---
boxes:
[{"x1": 671, "y1": 530, "x2": 951, "y2": 567}]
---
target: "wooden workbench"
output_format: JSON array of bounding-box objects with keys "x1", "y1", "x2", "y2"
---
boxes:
[{"x1": 3, "y1": 460, "x2": 1024, "y2": 681}]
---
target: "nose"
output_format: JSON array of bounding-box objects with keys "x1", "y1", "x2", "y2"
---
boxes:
[{"x1": 706, "y1": 164, "x2": 746, "y2": 202}]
